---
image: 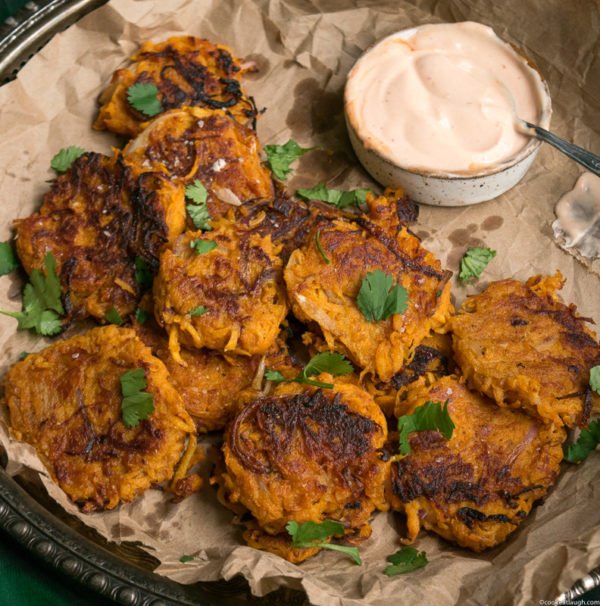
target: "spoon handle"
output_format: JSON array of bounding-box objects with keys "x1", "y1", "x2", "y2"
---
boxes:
[{"x1": 523, "y1": 121, "x2": 600, "y2": 178}]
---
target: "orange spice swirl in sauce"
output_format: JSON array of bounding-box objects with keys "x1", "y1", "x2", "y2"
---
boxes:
[{"x1": 345, "y1": 22, "x2": 548, "y2": 174}]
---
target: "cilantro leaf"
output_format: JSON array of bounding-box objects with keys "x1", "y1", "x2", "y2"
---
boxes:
[
  {"x1": 190, "y1": 239, "x2": 217, "y2": 255},
  {"x1": 120, "y1": 368, "x2": 155, "y2": 428},
  {"x1": 127, "y1": 83, "x2": 161, "y2": 117},
  {"x1": 264, "y1": 140, "x2": 315, "y2": 181},
  {"x1": 185, "y1": 181, "x2": 212, "y2": 231},
  {"x1": 0, "y1": 252, "x2": 64, "y2": 335},
  {"x1": 134, "y1": 256, "x2": 153, "y2": 286},
  {"x1": 105, "y1": 306, "x2": 124, "y2": 326},
  {"x1": 398, "y1": 400, "x2": 455, "y2": 456},
  {"x1": 185, "y1": 180, "x2": 209, "y2": 204},
  {"x1": 20, "y1": 352, "x2": 29, "y2": 360},
  {"x1": 315, "y1": 230, "x2": 330, "y2": 265},
  {"x1": 297, "y1": 183, "x2": 370, "y2": 209},
  {"x1": 356, "y1": 270, "x2": 408, "y2": 322},
  {"x1": 589, "y1": 366, "x2": 600, "y2": 395},
  {"x1": 134, "y1": 308, "x2": 148, "y2": 324},
  {"x1": 190, "y1": 305, "x2": 208, "y2": 316},
  {"x1": 0, "y1": 241, "x2": 18, "y2": 276},
  {"x1": 565, "y1": 419, "x2": 600, "y2": 463},
  {"x1": 286, "y1": 521, "x2": 361, "y2": 565},
  {"x1": 265, "y1": 369, "x2": 285, "y2": 383},
  {"x1": 180, "y1": 555, "x2": 194, "y2": 563},
  {"x1": 50, "y1": 146, "x2": 85, "y2": 173},
  {"x1": 384, "y1": 547, "x2": 428, "y2": 576},
  {"x1": 459, "y1": 247, "x2": 496, "y2": 282}
]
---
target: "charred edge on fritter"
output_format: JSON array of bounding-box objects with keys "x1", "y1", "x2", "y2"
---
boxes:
[
  {"x1": 135, "y1": 46, "x2": 259, "y2": 125},
  {"x1": 456, "y1": 507, "x2": 517, "y2": 528},
  {"x1": 229, "y1": 390, "x2": 381, "y2": 475},
  {"x1": 391, "y1": 437, "x2": 533, "y2": 509},
  {"x1": 396, "y1": 196, "x2": 419, "y2": 224},
  {"x1": 354, "y1": 215, "x2": 449, "y2": 281},
  {"x1": 382, "y1": 345, "x2": 449, "y2": 390}
]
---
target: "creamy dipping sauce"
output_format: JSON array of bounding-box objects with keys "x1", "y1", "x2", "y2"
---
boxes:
[
  {"x1": 553, "y1": 172, "x2": 600, "y2": 258},
  {"x1": 345, "y1": 22, "x2": 548, "y2": 174}
]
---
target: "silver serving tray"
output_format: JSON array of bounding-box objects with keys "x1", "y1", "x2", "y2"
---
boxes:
[{"x1": 0, "y1": 2, "x2": 597, "y2": 604}]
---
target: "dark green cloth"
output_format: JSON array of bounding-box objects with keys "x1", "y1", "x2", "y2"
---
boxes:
[{"x1": 0, "y1": 0, "x2": 28, "y2": 22}]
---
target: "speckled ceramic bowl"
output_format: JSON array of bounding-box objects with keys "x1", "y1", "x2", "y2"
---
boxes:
[{"x1": 344, "y1": 25, "x2": 552, "y2": 207}]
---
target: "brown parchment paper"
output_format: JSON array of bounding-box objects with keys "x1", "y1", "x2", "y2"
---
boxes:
[{"x1": 1, "y1": 1, "x2": 600, "y2": 604}]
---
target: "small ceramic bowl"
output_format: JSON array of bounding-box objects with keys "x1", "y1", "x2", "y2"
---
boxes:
[{"x1": 344, "y1": 24, "x2": 552, "y2": 207}]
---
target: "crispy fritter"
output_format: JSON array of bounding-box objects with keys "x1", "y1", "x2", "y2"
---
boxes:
[
  {"x1": 284, "y1": 195, "x2": 452, "y2": 383},
  {"x1": 4, "y1": 325, "x2": 195, "y2": 511},
  {"x1": 212, "y1": 379, "x2": 389, "y2": 562},
  {"x1": 94, "y1": 36, "x2": 259, "y2": 137},
  {"x1": 388, "y1": 376, "x2": 565, "y2": 551},
  {"x1": 14, "y1": 152, "x2": 185, "y2": 322},
  {"x1": 153, "y1": 218, "x2": 288, "y2": 362},
  {"x1": 133, "y1": 317, "x2": 296, "y2": 432},
  {"x1": 124, "y1": 107, "x2": 274, "y2": 220},
  {"x1": 451, "y1": 272, "x2": 600, "y2": 428}
]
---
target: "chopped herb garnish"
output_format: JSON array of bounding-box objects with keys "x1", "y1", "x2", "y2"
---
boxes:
[
  {"x1": 589, "y1": 366, "x2": 600, "y2": 395},
  {"x1": 185, "y1": 180, "x2": 212, "y2": 231},
  {"x1": 264, "y1": 139, "x2": 315, "y2": 181},
  {"x1": 384, "y1": 546, "x2": 428, "y2": 575},
  {"x1": 286, "y1": 520, "x2": 361, "y2": 565},
  {"x1": 0, "y1": 252, "x2": 64, "y2": 336},
  {"x1": 50, "y1": 146, "x2": 85, "y2": 173},
  {"x1": 297, "y1": 183, "x2": 370, "y2": 209},
  {"x1": 134, "y1": 308, "x2": 148, "y2": 324},
  {"x1": 179, "y1": 555, "x2": 194, "y2": 563},
  {"x1": 459, "y1": 247, "x2": 496, "y2": 282},
  {"x1": 565, "y1": 419, "x2": 600, "y2": 463},
  {"x1": 265, "y1": 369, "x2": 285, "y2": 382},
  {"x1": 190, "y1": 305, "x2": 208, "y2": 317},
  {"x1": 127, "y1": 83, "x2": 161, "y2": 117},
  {"x1": 134, "y1": 256, "x2": 153, "y2": 286},
  {"x1": 120, "y1": 368, "x2": 155, "y2": 428},
  {"x1": 315, "y1": 230, "x2": 330, "y2": 264},
  {"x1": 105, "y1": 306, "x2": 124, "y2": 326},
  {"x1": 397, "y1": 400, "x2": 455, "y2": 456},
  {"x1": 356, "y1": 270, "x2": 408, "y2": 322},
  {"x1": 19, "y1": 352, "x2": 29, "y2": 360},
  {"x1": 0, "y1": 241, "x2": 18, "y2": 276},
  {"x1": 190, "y1": 239, "x2": 217, "y2": 255}
]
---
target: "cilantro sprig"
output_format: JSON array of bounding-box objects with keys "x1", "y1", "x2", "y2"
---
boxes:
[
  {"x1": 0, "y1": 252, "x2": 64, "y2": 336},
  {"x1": 384, "y1": 547, "x2": 428, "y2": 576},
  {"x1": 356, "y1": 270, "x2": 408, "y2": 322},
  {"x1": 459, "y1": 247, "x2": 496, "y2": 282},
  {"x1": 266, "y1": 351, "x2": 353, "y2": 390},
  {"x1": 51, "y1": 146, "x2": 85, "y2": 173},
  {"x1": 120, "y1": 368, "x2": 155, "y2": 428},
  {"x1": 565, "y1": 420, "x2": 600, "y2": 463},
  {"x1": 286, "y1": 520, "x2": 361, "y2": 565},
  {"x1": 397, "y1": 400, "x2": 455, "y2": 456},
  {"x1": 297, "y1": 183, "x2": 370, "y2": 209},
  {"x1": 0, "y1": 241, "x2": 18, "y2": 276},
  {"x1": 190, "y1": 239, "x2": 217, "y2": 255},
  {"x1": 127, "y1": 83, "x2": 161, "y2": 117},
  {"x1": 264, "y1": 139, "x2": 315, "y2": 181},
  {"x1": 185, "y1": 180, "x2": 212, "y2": 231}
]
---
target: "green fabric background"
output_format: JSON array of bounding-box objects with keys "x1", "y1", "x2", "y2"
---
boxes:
[{"x1": 0, "y1": 2, "x2": 599, "y2": 605}]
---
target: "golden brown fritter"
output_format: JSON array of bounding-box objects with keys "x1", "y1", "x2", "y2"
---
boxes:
[
  {"x1": 284, "y1": 198, "x2": 452, "y2": 383},
  {"x1": 3, "y1": 325, "x2": 195, "y2": 511},
  {"x1": 124, "y1": 107, "x2": 274, "y2": 220},
  {"x1": 153, "y1": 218, "x2": 288, "y2": 362},
  {"x1": 94, "y1": 36, "x2": 259, "y2": 137},
  {"x1": 451, "y1": 272, "x2": 600, "y2": 428},
  {"x1": 133, "y1": 317, "x2": 296, "y2": 432},
  {"x1": 14, "y1": 152, "x2": 186, "y2": 322},
  {"x1": 212, "y1": 379, "x2": 389, "y2": 562},
  {"x1": 388, "y1": 376, "x2": 565, "y2": 551}
]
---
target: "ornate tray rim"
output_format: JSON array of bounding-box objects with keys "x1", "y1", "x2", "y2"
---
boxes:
[{"x1": 0, "y1": 1, "x2": 598, "y2": 604}]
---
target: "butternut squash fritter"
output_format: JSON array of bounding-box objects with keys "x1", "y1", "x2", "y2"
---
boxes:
[
  {"x1": 212, "y1": 379, "x2": 390, "y2": 562},
  {"x1": 3, "y1": 325, "x2": 195, "y2": 511},
  {"x1": 94, "y1": 35, "x2": 259, "y2": 137},
  {"x1": 388, "y1": 376, "x2": 565, "y2": 552},
  {"x1": 451, "y1": 272, "x2": 600, "y2": 428},
  {"x1": 284, "y1": 200, "x2": 452, "y2": 383},
  {"x1": 14, "y1": 152, "x2": 186, "y2": 322},
  {"x1": 153, "y1": 219, "x2": 288, "y2": 362},
  {"x1": 124, "y1": 107, "x2": 274, "y2": 220},
  {"x1": 133, "y1": 317, "x2": 296, "y2": 433}
]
